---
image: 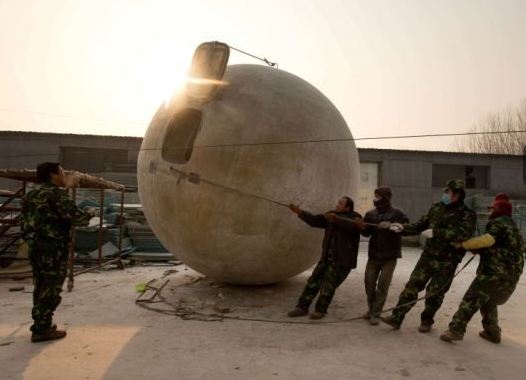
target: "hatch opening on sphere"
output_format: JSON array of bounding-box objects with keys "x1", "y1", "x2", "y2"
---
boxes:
[
  {"x1": 187, "y1": 41, "x2": 230, "y2": 102},
  {"x1": 161, "y1": 108, "x2": 203, "y2": 164}
]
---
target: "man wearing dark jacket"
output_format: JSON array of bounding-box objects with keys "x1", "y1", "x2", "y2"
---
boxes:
[
  {"x1": 287, "y1": 196, "x2": 362, "y2": 320},
  {"x1": 360, "y1": 186, "x2": 409, "y2": 325}
]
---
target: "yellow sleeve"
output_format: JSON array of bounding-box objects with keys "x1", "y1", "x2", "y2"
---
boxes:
[{"x1": 461, "y1": 234, "x2": 496, "y2": 250}]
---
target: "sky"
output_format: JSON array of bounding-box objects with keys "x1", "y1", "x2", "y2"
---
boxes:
[{"x1": 0, "y1": 0, "x2": 525, "y2": 151}]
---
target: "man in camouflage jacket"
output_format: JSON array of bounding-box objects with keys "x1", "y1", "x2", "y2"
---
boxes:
[
  {"x1": 441, "y1": 193, "x2": 524, "y2": 344},
  {"x1": 20, "y1": 162, "x2": 93, "y2": 343},
  {"x1": 381, "y1": 179, "x2": 477, "y2": 332}
]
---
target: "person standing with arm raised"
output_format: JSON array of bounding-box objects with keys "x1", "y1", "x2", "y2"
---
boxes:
[
  {"x1": 20, "y1": 162, "x2": 94, "y2": 343},
  {"x1": 287, "y1": 196, "x2": 362, "y2": 320}
]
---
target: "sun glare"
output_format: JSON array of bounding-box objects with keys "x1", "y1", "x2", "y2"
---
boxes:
[
  {"x1": 161, "y1": 72, "x2": 188, "y2": 109},
  {"x1": 153, "y1": 66, "x2": 189, "y2": 109},
  {"x1": 135, "y1": 50, "x2": 193, "y2": 110},
  {"x1": 186, "y1": 77, "x2": 228, "y2": 86},
  {"x1": 160, "y1": 75, "x2": 229, "y2": 109}
]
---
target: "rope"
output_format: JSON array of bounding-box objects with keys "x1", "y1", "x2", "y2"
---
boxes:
[
  {"x1": 135, "y1": 254, "x2": 477, "y2": 325},
  {"x1": 168, "y1": 166, "x2": 382, "y2": 227},
  {"x1": 169, "y1": 166, "x2": 289, "y2": 208}
]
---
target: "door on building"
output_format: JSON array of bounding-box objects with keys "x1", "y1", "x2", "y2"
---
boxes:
[{"x1": 358, "y1": 162, "x2": 379, "y2": 215}]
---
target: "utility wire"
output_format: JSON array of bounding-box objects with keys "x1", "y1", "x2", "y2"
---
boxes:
[
  {"x1": 157, "y1": 129, "x2": 526, "y2": 150},
  {"x1": 1, "y1": 129, "x2": 525, "y2": 160},
  {"x1": 0, "y1": 107, "x2": 147, "y2": 125}
]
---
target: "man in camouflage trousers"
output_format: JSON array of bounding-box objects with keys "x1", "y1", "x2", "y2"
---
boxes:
[
  {"x1": 441, "y1": 193, "x2": 524, "y2": 344},
  {"x1": 287, "y1": 196, "x2": 362, "y2": 320},
  {"x1": 381, "y1": 179, "x2": 477, "y2": 332},
  {"x1": 21, "y1": 162, "x2": 93, "y2": 343}
]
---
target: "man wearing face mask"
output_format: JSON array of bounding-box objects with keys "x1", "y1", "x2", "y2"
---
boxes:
[
  {"x1": 360, "y1": 186, "x2": 409, "y2": 325},
  {"x1": 287, "y1": 196, "x2": 362, "y2": 320},
  {"x1": 440, "y1": 193, "x2": 524, "y2": 344},
  {"x1": 381, "y1": 179, "x2": 477, "y2": 332}
]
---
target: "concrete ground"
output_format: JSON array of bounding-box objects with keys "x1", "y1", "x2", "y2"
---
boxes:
[{"x1": 1, "y1": 244, "x2": 525, "y2": 380}]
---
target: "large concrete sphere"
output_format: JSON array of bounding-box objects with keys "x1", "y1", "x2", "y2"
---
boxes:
[{"x1": 138, "y1": 64, "x2": 359, "y2": 285}]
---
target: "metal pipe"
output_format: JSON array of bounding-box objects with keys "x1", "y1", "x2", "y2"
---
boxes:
[
  {"x1": 97, "y1": 189, "x2": 105, "y2": 266},
  {"x1": 73, "y1": 257, "x2": 121, "y2": 276},
  {"x1": 67, "y1": 187, "x2": 77, "y2": 292},
  {"x1": 117, "y1": 188, "x2": 125, "y2": 269}
]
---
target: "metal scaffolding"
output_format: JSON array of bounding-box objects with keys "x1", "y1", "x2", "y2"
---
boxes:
[{"x1": 0, "y1": 169, "x2": 126, "y2": 291}]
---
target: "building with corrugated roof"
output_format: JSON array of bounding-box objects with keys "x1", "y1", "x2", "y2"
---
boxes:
[{"x1": 1, "y1": 131, "x2": 524, "y2": 224}]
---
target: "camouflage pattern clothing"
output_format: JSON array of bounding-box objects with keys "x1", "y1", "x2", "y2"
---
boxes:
[
  {"x1": 391, "y1": 200, "x2": 477, "y2": 325},
  {"x1": 20, "y1": 182, "x2": 91, "y2": 333},
  {"x1": 297, "y1": 258, "x2": 352, "y2": 313},
  {"x1": 448, "y1": 216, "x2": 525, "y2": 338},
  {"x1": 295, "y1": 210, "x2": 362, "y2": 313}
]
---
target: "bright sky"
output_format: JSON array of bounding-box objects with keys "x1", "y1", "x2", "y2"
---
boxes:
[{"x1": 1, "y1": 0, "x2": 525, "y2": 150}]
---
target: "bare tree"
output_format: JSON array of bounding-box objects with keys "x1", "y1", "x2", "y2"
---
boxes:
[{"x1": 456, "y1": 100, "x2": 526, "y2": 155}]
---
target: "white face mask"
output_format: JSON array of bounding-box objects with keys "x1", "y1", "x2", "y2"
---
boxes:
[{"x1": 441, "y1": 193, "x2": 451, "y2": 205}]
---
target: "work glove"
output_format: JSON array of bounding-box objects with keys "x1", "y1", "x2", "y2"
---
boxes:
[
  {"x1": 378, "y1": 221, "x2": 391, "y2": 229},
  {"x1": 88, "y1": 217, "x2": 100, "y2": 227},
  {"x1": 421, "y1": 228, "x2": 433, "y2": 239},
  {"x1": 450, "y1": 234, "x2": 496, "y2": 250},
  {"x1": 389, "y1": 223, "x2": 404, "y2": 233}
]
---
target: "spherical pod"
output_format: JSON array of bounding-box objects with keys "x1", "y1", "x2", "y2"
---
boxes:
[{"x1": 138, "y1": 63, "x2": 359, "y2": 284}]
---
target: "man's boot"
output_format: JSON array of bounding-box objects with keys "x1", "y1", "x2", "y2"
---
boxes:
[
  {"x1": 380, "y1": 315, "x2": 401, "y2": 329},
  {"x1": 369, "y1": 314, "x2": 380, "y2": 326},
  {"x1": 479, "y1": 330, "x2": 501, "y2": 344},
  {"x1": 440, "y1": 329, "x2": 463, "y2": 342},
  {"x1": 418, "y1": 321, "x2": 433, "y2": 333},
  {"x1": 309, "y1": 311, "x2": 326, "y2": 320},
  {"x1": 31, "y1": 329, "x2": 67, "y2": 343},
  {"x1": 287, "y1": 307, "x2": 308, "y2": 317}
]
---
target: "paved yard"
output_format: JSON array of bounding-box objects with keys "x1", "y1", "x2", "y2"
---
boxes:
[{"x1": 1, "y1": 245, "x2": 525, "y2": 380}]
